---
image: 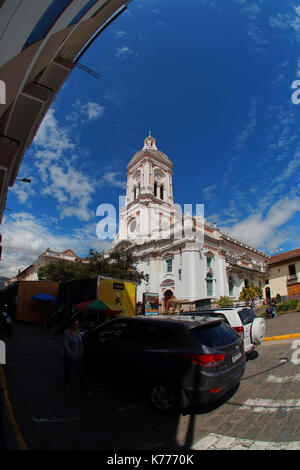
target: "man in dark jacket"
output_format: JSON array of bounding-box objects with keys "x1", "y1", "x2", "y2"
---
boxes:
[{"x1": 63, "y1": 318, "x2": 92, "y2": 398}]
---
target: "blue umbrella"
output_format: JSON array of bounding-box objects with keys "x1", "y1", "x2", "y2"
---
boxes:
[{"x1": 32, "y1": 293, "x2": 57, "y2": 302}]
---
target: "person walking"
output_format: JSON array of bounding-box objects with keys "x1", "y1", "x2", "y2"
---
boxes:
[
  {"x1": 63, "y1": 317, "x2": 92, "y2": 398},
  {"x1": 266, "y1": 305, "x2": 273, "y2": 319}
]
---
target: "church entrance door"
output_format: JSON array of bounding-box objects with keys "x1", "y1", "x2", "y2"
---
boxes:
[{"x1": 164, "y1": 289, "x2": 173, "y2": 311}]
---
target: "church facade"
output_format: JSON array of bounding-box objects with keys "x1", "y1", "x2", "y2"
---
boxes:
[{"x1": 112, "y1": 134, "x2": 268, "y2": 310}]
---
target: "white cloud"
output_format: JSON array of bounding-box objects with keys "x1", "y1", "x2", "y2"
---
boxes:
[
  {"x1": 275, "y1": 148, "x2": 300, "y2": 183},
  {"x1": 202, "y1": 184, "x2": 217, "y2": 200},
  {"x1": 296, "y1": 57, "x2": 300, "y2": 78},
  {"x1": 234, "y1": 98, "x2": 257, "y2": 151},
  {"x1": 157, "y1": 20, "x2": 167, "y2": 29},
  {"x1": 30, "y1": 107, "x2": 96, "y2": 221},
  {"x1": 222, "y1": 197, "x2": 300, "y2": 250},
  {"x1": 24, "y1": 105, "x2": 127, "y2": 222},
  {"x1": 103, "y1": 90, "x2": 123, "y2": 110},
  {"x1": 0, "y1": 213, "x2": 112, "y2": 278},
  {"x1": 222, "y1": 97, "x2": 257, "y2": 187},
  {"x1": 41, "y1": 165, "x2": 95, "y2": 221},
  {"x1": 79, "y1": 101, "x2": 105, "y2": 121},
  {"x1": 113, "y1": 30, "x2": 128, "y2": 39},
  {"x1": 12, "y1": 184, "x2": 34, "y2": 205},
  {"x1": 269, "y1": 9, "x2": 300, "y2": 42},
  {"x1": 67, "y1": 99, "x2": 105, "y2": 124},
  {"x1": 246, "y1": 24, "x2": 267, "y2": 45},
  {"x1": 100, "y1": 171, "x2": 126, "y2": 189},
  {"x1": 34, "y1": 108, "x2": 75, "y2": 155},
  {"x1": 114, "y1": 46, "x2": 138, "y2": 59}
]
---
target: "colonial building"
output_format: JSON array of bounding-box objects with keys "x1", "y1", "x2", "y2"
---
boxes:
[
  {"x1": 112, "y1": 134, "x2": 268, "y2": 310},
  {"x1": 5, "y1": 248, "x2": 86, "y2": 285},
  {"x1": 265, "y1": 248, "x2": 300, "y2": 301}
]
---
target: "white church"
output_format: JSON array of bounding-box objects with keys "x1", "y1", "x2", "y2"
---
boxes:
[{"x1": 112, "y1": 134, "x2": 268, "y2": 311}]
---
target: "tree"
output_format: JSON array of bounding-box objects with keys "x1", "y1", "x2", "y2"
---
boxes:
[
  {"x1": 38, "y1": 249, "x2": 144, "y2": 284},
  {"x1": 86, "y1": 249, "x2": 144, "y2": 284},
  {"x1": 239, "y1": 284, "x2": 263, "y2": 306},
  {"x1": 217, "y1": 296, "x2": 233, "y2": 308},
  {"x1": 37, "y1": 259, "x2": 91, "y2": 282}
]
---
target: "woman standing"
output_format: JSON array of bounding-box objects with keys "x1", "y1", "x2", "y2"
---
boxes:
[{"x1": 63, "y1": 317, "x2": 92, "y2": 398}]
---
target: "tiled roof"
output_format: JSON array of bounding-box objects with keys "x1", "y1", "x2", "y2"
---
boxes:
[{"x1": 268, "y1": 248, "x2": 300, "y2": 266}]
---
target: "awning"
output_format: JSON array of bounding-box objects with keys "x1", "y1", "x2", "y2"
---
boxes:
[{"x1": 73, "y1": 299, "x2": 121, "y2": 315}]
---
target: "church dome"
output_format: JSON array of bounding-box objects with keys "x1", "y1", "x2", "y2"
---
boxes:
[
  {"x1": 127, "y1": 133, "x2": 173, "y2": 170},
  {"x1": 143, "y1": 134, "x2": 157, "y2": 149}
]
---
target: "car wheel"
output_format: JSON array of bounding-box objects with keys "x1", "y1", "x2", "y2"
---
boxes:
[{"x1": 150, "y1": 384, "x2": 180, "y2": 412}]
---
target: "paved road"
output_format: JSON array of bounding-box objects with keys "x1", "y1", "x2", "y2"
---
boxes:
[{"x1": 1, "y1": 314, "x2": 300, "y2": 450}]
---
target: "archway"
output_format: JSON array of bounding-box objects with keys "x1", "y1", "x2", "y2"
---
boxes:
[{"x1": 164, "y1": 289, "x2": 174, "y2": 310}]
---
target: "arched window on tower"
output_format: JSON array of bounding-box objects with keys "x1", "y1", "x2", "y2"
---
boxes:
[
  {"x1": 160, "y1": 185, "x2": 164, "y2": 200},
  {"x1": 133, "y1": 186, "x2": 136, "y2": 200},
  {"x1": 154, "y1": 182, "x2": 157, "y2": 197}
]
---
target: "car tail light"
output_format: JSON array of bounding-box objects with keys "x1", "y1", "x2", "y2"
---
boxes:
[
  {"x1": 209, "y1": 387, "x2": 222, "y2": 394},
  {"x1": 182, "y1": 353, "x2": 225, "y2": 367},
  {"x1": 233, "y1": 326, "x2": 244, "y2": 340}
]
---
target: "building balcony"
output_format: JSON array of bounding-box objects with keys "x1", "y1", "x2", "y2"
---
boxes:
[{"x1": 287, "y1": 274, "x2": 298, "y2": 284}]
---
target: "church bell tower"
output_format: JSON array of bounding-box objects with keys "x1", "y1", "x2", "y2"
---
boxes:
[{"x1": 115, "y1": 133, "x2": 178, "y2": 245}]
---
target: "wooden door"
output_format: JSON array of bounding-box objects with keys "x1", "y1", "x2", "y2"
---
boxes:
[{"x1": 287, "y1": 284, "x2": 300, "y2": 296}]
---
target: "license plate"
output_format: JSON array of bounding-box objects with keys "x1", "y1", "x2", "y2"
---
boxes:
[{"x1": 232, "y1": 351, "x2": 241, "y2": 363}]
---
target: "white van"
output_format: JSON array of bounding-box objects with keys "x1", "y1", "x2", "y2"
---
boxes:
[{"x1": 181, "y1": 307, "x2": 265, "y2": 354}]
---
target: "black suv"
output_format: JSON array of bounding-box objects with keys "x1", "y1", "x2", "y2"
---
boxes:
[{"x1": 82, "y1": 315, "x2": 246, "y2": 411}]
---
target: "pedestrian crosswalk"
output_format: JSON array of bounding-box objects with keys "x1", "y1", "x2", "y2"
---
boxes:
[
  {"x1": 266, "y1": 374, "x2": 300, "y2": 383},
  {"x1": 192, "y1": 368, "x2": 300, "y2": 450},
  {"x1": 239, "y1": 398, "x2": 300, "y2": 413},
  {"x1": 192, "y1": 433, "x2": 300, "y2": 450}
]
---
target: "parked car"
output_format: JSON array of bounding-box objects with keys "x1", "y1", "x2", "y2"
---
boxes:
[
  {"x1": 180, "y1": 307, "x2": 265, "y2": 354},
  {"x1": 82, "y1": 315, "x2": 246, "y2": 412}
]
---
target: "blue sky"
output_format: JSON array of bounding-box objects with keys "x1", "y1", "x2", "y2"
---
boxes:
[{"x1": 2, "y1": 0, "x2": 300, "y2": 277}]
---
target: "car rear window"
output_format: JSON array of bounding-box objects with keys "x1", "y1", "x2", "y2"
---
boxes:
[
  {"x1": 182, "y1": 312, "x2": 230, "y2": 325},
  {"x1": 190, "y1": 322, "x2": 239, "y2": 347},
  {"x1": 122, "y1": 322, "x2": 181, "y2": 342},
  {"x1": 238, "y1": 308, "x2": 257, "y2": 325}
]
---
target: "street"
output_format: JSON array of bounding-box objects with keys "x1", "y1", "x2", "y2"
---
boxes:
[{"x1": 1, "y1": 319, "x2": 300, "y2": 450}]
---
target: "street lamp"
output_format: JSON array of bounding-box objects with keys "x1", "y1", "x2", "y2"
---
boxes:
[{"x1": 15, "y1": 178, "x2": 31, "y2": 183}]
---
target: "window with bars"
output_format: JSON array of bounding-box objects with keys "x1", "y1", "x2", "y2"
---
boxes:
[
  {"x1": 206, "y1": 273, "x2": 213, "y2": 297},
  {"x1": 166, "y1": 258, "x2": 173, "y2": 273}
]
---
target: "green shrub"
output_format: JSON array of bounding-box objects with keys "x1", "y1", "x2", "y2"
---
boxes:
[
  {"x1": 275, "y1": 299, "x2": 300, "y2": 314},
  {"x1": 217, "y1": 296, "x2": 234, "y2": 308}
]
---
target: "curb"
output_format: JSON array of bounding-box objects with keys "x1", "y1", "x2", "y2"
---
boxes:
[
  {"x1": 263, "y1": 333, "x2": 300, "y2": 342},
  {"x1": 0, "y1": 365, "x2": 28, "y2": 450}
]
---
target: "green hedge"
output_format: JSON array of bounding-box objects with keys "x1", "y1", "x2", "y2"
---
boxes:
[{"x1": 275, "y1": 299, "x2": 300, "y2": 314}]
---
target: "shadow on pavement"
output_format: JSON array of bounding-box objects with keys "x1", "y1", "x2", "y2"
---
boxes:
[{"x1": 2, "y1": 321, "x2": 243, "y2": 450}]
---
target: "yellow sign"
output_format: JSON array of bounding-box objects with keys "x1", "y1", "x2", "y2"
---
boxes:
[{"x1": 98, "y1": 277, "x2": 136, "y2": 317}]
